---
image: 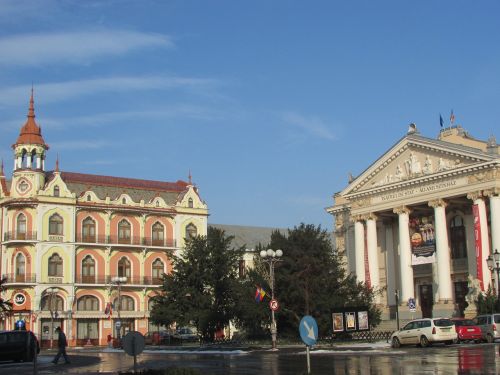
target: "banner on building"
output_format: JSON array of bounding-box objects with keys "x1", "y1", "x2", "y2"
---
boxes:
[
  {"x1": 409, "y1": 215, "x2": 436, "y2": 265},
  {"x1": 472, "y1": 204, "x2": 484, "y2": 290}
]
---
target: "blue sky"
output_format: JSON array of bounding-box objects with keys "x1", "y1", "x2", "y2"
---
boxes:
[{"x1": 1, "y1": 1, "x2": 499, "y2": 229}]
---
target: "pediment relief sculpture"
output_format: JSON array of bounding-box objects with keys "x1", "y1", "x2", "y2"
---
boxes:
[{"x1": 370, "y1": 152, "x2": 464, "y2": 188}]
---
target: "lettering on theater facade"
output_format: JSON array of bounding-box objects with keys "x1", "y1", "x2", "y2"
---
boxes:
[{"x1": 375, "y1": 178, "x2": 463, "y2": 204}]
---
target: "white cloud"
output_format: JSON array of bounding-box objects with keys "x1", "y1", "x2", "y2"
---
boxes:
[
  {"x1": 0, "y1": 76, "x2": 218, "y2": 106},
  {"x1": 49, "y1": 140, "x2": 109, "y2": 150},
  {"x1": 282, "y1": 111, "x2": 336, "y2": 141},
  {"x1": 0, "y1": 30, "x2": 173, "y2": 66}
]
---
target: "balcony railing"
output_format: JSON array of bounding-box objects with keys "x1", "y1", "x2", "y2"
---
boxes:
[
  {"x1": 3, "y1": 273, "x2": 37, "y2": 283},
  {"x1": 3, "y1": 231, "x2": 37, "y2": 241},
  {"x1": 74, "y1": 275, "x2": 163, "y2": 285},
  {"x1": 75, "y1": 234, "x2": 176, "y2": 247}
]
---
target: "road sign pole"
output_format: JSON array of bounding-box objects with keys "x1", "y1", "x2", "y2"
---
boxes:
[{"x1": 306, "y1": 345, "x2": 311, "y2": 374}]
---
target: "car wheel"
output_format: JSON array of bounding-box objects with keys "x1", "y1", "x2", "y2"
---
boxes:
[
  {"x1": 392, "y1": 337, "x2": 401, "y2": 348},
  {"x1": 453, "y1": 338, "x2": 460, "y2": 344},
  {"x1": 486, "y1": 334, "x2": 494, "y2": 343},
  {"x1": 445, "y1": 340, "x2": 453, "y2": 345},
  {"x1": 474, "y1": 339, "x2": 481, "y2": 344},
  {"x1": 420, "y1": 335, "x2": 429, "y2": 348}
]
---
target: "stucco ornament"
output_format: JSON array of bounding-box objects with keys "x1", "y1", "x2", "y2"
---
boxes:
[{"x1": 465, "y1": 275, "x2": 482, "y2": 305}]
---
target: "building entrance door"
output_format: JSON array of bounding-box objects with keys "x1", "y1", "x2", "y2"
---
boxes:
[{"x1": 419, "y1": 284, "x2": 433, "y2": 318}]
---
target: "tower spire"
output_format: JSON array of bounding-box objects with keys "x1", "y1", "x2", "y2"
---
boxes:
[
  {"x1": 188, "y1": 170, "x2": 192, "y2": 185},
  {"x1": 55, "y1": 154, "x2": 60, "y2": 172}
]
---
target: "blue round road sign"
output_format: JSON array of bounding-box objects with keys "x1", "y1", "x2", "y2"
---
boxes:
[{"x1": 299, "y1": 315, "x2": 318, "y2": 346}]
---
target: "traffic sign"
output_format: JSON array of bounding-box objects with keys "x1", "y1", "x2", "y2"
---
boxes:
[
  {"x1": 122, "y1": 331, "x2": 145, "y2": 356},
  {"x1": 407, "y1": 298, "x2": 416, "y2": 312},
  {"x1": 269, "y1": 299, "x2": 279, "y2": 311},
  {"x1": 299, "y1": 315, "x2": 318, "y2": 347}
]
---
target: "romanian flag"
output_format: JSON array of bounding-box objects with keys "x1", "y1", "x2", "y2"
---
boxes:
[
  {"x1": 450, "y1": 109, "x2": 455, "y2": 124},
  {"x1": 105, "y1": 302, "x2": 113, "y2": 318},
  {"x1": 255, "y1": 286, "x2": 266, "y2": 302}
]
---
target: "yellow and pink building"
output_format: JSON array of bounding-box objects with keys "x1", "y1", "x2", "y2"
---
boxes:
[{"x1": 0, "y1": 93, "x2": 208, "y2": 346}]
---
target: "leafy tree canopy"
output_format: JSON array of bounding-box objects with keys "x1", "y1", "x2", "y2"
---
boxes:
[
  {"x1": 150, "y1": 226, "x2": 243, "y2": 341},
  {"x1": 0, "y1": 276, "x2": 13, "y2": 318}
]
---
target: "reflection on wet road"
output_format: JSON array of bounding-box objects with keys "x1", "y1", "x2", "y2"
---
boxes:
[{"x1": 0, "y1": 343, "x2": 499, "y2": 374}]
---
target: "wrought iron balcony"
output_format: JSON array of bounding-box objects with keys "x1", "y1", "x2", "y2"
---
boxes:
[
  {"x1": 74, "y1": 275, "x2": 163, "y2": 286},
  {"x1": 3, "y1": 231, "x2": 37, "y2": 242},
  {"x1": 3, "y1": 273, "x2": 37, "y2": 284},
  {"x1": 75, "y1": 234, "x2": 176, "y2": 247}
]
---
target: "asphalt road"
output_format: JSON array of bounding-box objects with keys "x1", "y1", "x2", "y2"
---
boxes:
[{"x1": 0, "y1": 342, "x2": 499, "y2": 374}]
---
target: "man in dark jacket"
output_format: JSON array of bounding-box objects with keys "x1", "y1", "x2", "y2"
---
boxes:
[{"x1": 52, "y1": 327, "x2": 70, "y2": 364}]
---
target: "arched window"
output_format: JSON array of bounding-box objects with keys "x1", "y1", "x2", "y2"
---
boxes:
[
  {"x1": 450, "y1": 216, "x2": 467, "y2": 259},
  {"x1": 48, "y1": 253, "x2": 63, "y2": 277},
  {"x1": 122, "y1": 197, "x2": 127, "y2": 204},
  {"x1": 118, "y1": 220, "x2": 131, "y2": 243},
  {"x1": 82, "y1": 217, "x2": 96, "y2": 242},
  {"x1": 87, "y1": 194, "x2": 91, "y2": 202},
  {"x1": 17, "y1": 213, "x2": 27, "y2": 239},
  {"x1": 82, "y1": 255, "x2": 96, "y2": 283},
  {"x1": 152, "y1": 259, "x2": 164, "y2": 284},
  {"x1": 54, "y1": 186, "x2": 60, "y2": 197},
  {"x1": 15, "y1": 253, "x2": 26, "y2": 282},
  {"x1": 188, "y1": 198, "x2": 193, "y2": 208},
  {"x1": 49, "y1": 213, "x2": 63, "y2": 236},
  {"x1": 118, "y1": 257, "x2": 131, "y2": 279},
  {"x1": 114, "y1": 295, "x2": 134, "y2": 311},
  {"x1": 77, "y1": 295, "x2": 99, "y2": 311},
  {"x1": 152, "y1": 222, "x2": 164, "y2": 246},
  {"x1": 185, "y1": 223, "x2": 197, "y2": 239},
  {"x1": 41, "y1": 294, "x2": 64, "y2": 311}
]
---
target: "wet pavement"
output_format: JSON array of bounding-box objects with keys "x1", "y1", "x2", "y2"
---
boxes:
[{"x1": 1, "y1": 342, "x2": 499, "y2": 374}]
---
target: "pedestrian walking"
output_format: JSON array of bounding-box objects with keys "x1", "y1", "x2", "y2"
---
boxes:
[
  {"x1": 107, "y1": 333, "x2": 113, "y2": 348},
  {"x1": 52, "y1": 327, "x2": 70, "y2": 364}
]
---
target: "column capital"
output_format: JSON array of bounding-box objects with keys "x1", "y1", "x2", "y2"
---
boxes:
[
  {"x1": 359, "y1": 213, "x2": 377, "y2": 221},
  {"x1": 428, "y1": 198, "x2": 447, "y2": 209},
  {"x1": 393, "y1": 205, "x2": 411, "y2": 215},
  {"x1": 352, "y1": 214, "x2": 365, "y2": 223},
  {"x1": 467, "y1": 191, "x2": 483, "y2": 201},
  {"x1": 483, "y1": 188, "x2": 500, "y2": 198}
]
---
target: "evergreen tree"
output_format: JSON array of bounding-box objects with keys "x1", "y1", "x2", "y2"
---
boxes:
[
  {"x1": 150, "y1": 227, "x2": 243, "y2": 341},
  {"x1": 262, "y1": 223, "x2": 380, "y2": 338},
  {"x1": 476, "y1": 286, "x2": 500, "y2": 314}
]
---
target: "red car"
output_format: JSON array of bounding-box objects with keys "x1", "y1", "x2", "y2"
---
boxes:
[{"x1": 452, "y1": 318, "x2": 482, "y2": 343}]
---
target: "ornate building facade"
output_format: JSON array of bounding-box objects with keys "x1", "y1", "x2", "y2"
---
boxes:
[
  {"x1": 327, "y1": 124, "x2": 499, "y2": 321},
  {"x1": 0, "y1": 93, "x2": 208, "y2": 346}
]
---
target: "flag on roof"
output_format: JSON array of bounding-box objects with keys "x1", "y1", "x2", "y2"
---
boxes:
[
  {"x1": 255, "y1": 286, "x2": 266, "y2": 302},
  {"x1": 439, "y1": 114, "x2": 444, "y2": 128},
  {"x1": 450, "y1": 110, "x2": 455, "y2": 124}
]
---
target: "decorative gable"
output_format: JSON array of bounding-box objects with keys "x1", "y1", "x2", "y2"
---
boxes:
[
  {"x1": 342, "y1": 135, "x2": 495, "y2": 196},
  {"x1": 39, "y1": 172, "x2": 75, "y2": 198}
]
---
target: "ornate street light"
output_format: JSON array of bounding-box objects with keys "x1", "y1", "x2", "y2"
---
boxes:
[
  {"x1": 259, "y1": 248, "x2": 283, "y2": 350},
  {"x1": 111, "y1": 276, "x2": 127, "y2": 340},
  {"x1": 486, "y1": 249, "x2": 500, "y2": 303}
]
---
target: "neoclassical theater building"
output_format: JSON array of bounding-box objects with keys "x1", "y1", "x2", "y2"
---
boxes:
[
  {"x1": 327, "y1": 124, "x2": 499, "y2": 321},
  {"x1": 0, "y1": 93, "x2": 208, "y2": 346}
]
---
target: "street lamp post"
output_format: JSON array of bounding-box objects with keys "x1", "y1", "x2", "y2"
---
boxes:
[
  {"x1": 111, "y1": 276, "x2": 127, "y2": 340},
  {"x1": 259, "y1": 248, "x2": 283, "y2": 350},
  {"x1": 394, "y1": 289, "x2": 400, "y2": 330},
  {"x1": 486, "y1": 249, "x2": 500, "y2": 304}
]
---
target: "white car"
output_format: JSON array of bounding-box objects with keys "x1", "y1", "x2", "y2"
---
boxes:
[{"x1": 391, "y1": 318, "x2": 457, "y2": 348}]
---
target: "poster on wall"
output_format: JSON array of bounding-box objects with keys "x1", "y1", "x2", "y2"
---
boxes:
[
  {"x1": 409, "y1": 215, "x2": 436, "y2": 265},
  {"x1": 346, "y1": 312, "x2": 356, "y2": 331},
  {"x1": 357, "y1": 311, "x2": 369, "y2": 330},
  {"x1": 332, "y1": 313, "x2": 344, "y2": 332}
]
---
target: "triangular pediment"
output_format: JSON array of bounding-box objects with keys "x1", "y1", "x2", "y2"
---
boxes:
[{"x1": 342, "y1": 134, "x2": 496, "y2": 195}]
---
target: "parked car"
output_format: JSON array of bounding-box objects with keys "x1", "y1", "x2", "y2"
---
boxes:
[
  {"x1": 451, "y1": 318, "x2": 482, "y2": 343},
  {"x1": 0, "y1": 331, "x2": 40, "y2": 362},
  {"x1": 173, "y1": 327, "x2": 198, "y2": 342},
  {"x1": 474, "y1": 313, "x2": 500, "y2": 343},
  {"x1": 144, "y1": 330, "x2": 171, "y2": 345},
  {"x1": 391, "y1": 318, "x2": 457, "y2": 348}
]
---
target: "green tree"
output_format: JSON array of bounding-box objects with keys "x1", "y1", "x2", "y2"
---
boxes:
[
  {"x1": 150, "y1": 226, "x2": 243, "y2": 341},
  {"x1": 261, "y1": 223, "x2": 380, "y2": 338},
  {"x1": 0, "y1": 276, "x2": 13, "y2": 318},
  {"x1": 476, "y1": 286, "x2": 500, "y2": 314}
]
